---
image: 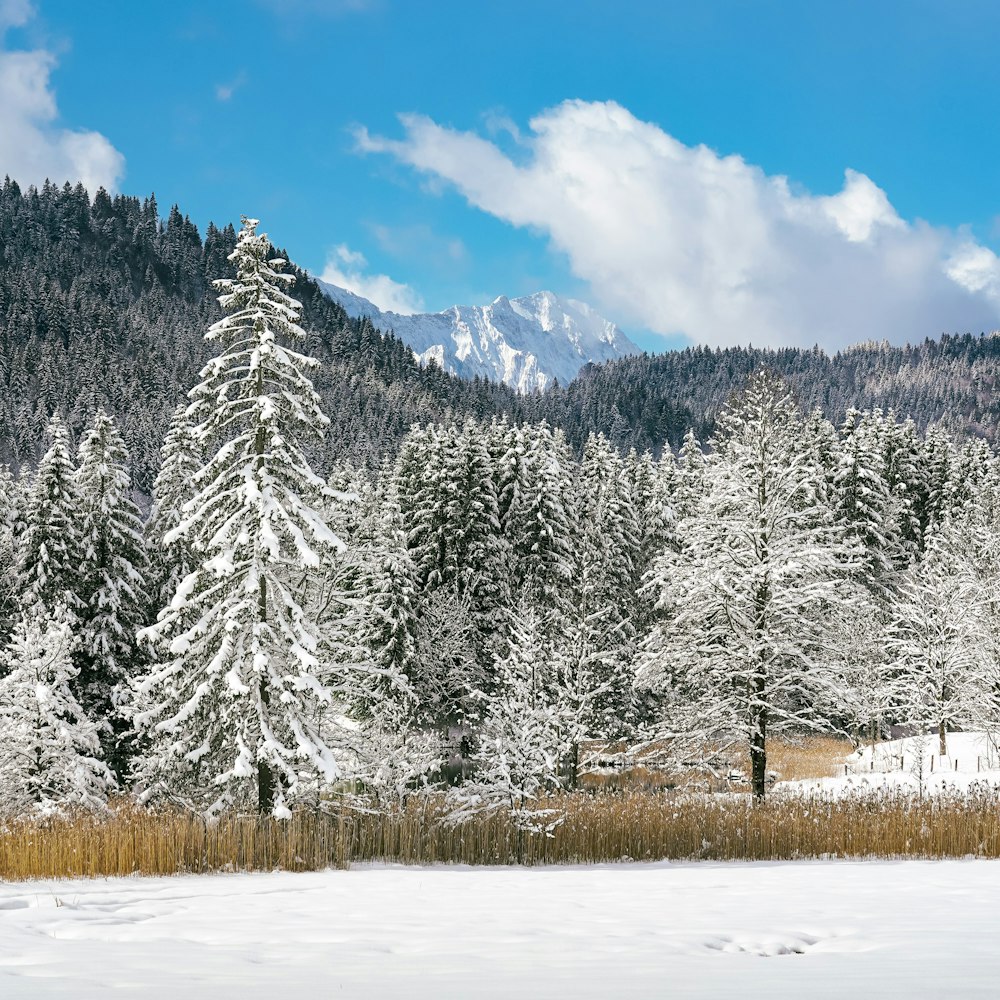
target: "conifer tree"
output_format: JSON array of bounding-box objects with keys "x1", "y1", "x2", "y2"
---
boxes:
[
  {"x1": 146, "y1": 404, "x2": 202, "y2": 613},
  {"x1": 511, "y1": 422, "x2": 575, "y2": 608},
  {"x1": 566, "y1": 434, "x2": 638, "y2": 734},
  {"x1": 0, "y1": 463, "x2": 23, "y2": 634},
  {"x1": 76, "y1": 407, "x2": 149, "y2": 738},
  {"x1": 448, "y1": 421, "x2": 509, "y2": 659},
  {"x1": 137, "y1": 217, "x2": 345, "y2": 816},
  {"x1": 16, "y1": 415, "x2": 84, "y2": 616},
  {"x1": 0, "y1": 605, "x2": 114, "y2": 816},
  {"x1": 834, "y1": 409, "x2": 899, "y2": 591},
  {"x1": 356, "y1": 494, "x2": 421, "y2": 692},
  {"x1": 395, "y1": 420, "x2": 510, "y2": 704},
  {"x1": 675, "y1": 427, "x2": 707, "y2": 523},
  {"x1": 879, "y1": 413, "x2": 925, "y2": 558}
]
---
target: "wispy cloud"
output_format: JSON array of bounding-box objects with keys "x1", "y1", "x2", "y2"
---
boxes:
[
  {"x1": 0, "y1": 3, "x2": 124, "y2": 192},
  {"x1": 214, "y1": 70, "x2": 247, "y2": 102},
  {"x1": 370, "y1": 222, "x2": 468, "y2": 270},
  {"x1": 320, "y1": 244, "x2": 424, "y2": 315},
  {"x1": 257, "y1": 0, "x2": 378, "y2": 18},
  {"x1": 0, "y1": 0, "x2": 31, "y2": 31},
  {"x1": 357, "y1": 100, "x2": 1000, "y2": 350}
]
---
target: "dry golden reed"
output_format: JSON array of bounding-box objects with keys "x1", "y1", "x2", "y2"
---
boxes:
[{"x1": 4, "y1": 786, "x2": 1000, "y2": 881}]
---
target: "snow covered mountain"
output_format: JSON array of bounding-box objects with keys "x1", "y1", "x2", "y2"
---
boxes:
[{"x1": 316, "y1": 281, "x2": 639, "y2": 392}]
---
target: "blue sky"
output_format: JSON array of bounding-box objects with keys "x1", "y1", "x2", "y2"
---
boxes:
[{"x1": 3, "y1": 0, "x2": 1000, "y2": 351}]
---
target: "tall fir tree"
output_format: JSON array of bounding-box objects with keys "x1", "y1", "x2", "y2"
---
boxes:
[
  {"x1": 76, "y1": 407, "x2": 149, "y2": 749},
  {"x1": 16, "y1": 414, "x2": 84, "y2": 616},
  {"x1": 136, "y1": 217, "x2": 345, "y2": 816}
]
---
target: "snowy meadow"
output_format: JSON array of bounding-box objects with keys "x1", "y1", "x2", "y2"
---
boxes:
[{"x1": 4, "y1": 861, "x2": 1000, "y2": 999}]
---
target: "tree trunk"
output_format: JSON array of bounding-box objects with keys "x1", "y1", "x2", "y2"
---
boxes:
[
  {"x1": 256, "y1": 571, "x2": 274, "y2": 815},
  {"x1": 258, "y1": 755, "x2": 275, "y2": 815},
  {"x1": 939, "y1": 719, "x2": 947, "y2": 758},
  {"x1": 567, "y1": 741, "x2": 579, "y2": 790},
  {"x1": 750, "y1": 707, "x2": 767, "y2": 800},
  {"x1": 255, "y1": 358, "x2": 274, "y2": 817}
]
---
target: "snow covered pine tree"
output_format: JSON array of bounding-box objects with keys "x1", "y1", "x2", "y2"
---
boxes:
[
  {"x1": 76, "y1": 407, "x2": 149, "y2": 763},
  {"x1": 0, "y1": 605, "x2": 114, "y2": 816},
  {"x1": 16, "y1": 414, "x2": 85, "y2": 617},
  {"x1": 136, "y1": 217, "x2": 344, "y2": 816}
]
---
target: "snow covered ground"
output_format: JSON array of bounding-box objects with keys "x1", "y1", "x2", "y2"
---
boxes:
[
  {"x1": 778, "y1": 730, "x2": 1000, "y2": 797},
  {"x1": 3, "y1": 860, "x2": 1000, "y2": 997}
]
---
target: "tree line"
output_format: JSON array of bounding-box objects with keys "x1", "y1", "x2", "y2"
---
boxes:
[{"x1": 2, "y1": 215, "x2": 999, "y2": 816}]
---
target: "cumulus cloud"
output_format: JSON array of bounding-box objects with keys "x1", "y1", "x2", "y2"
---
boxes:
[
  {"x1": 320, "y1": 244, "x2": 425, "y2": 315},
  {"x1": 356, "y1": 100, "x2": 1000, "y2": 350},
  {"x1": 0, "y1": 5, "x2": 125, "y2": 193}
]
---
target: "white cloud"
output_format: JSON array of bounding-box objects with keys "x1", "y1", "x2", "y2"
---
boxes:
[
  {"x1": 215, "y1": 71, "x2": 247, "y2": 102},
  {"x1": 320, "y1": 244, "x2": 424, "y2": 315},
  {"x1": 0, "y1": 0, "x2": 32, "y2": 30},
  {"x1": 0, "y1": 7, "x2": 125, "y2": 193},
  {"x1": 356, "y1": 100, "x2": 1000, "y2": 350}
]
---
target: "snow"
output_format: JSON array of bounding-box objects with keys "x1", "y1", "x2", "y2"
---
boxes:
[
  {"x1": 316, "y1": 279, "x2": 639, "y2": 391},
  {"x1": 778, "y1": 731, "x2": 1000, "y2": 797},
  {"x1": 2, "y1": 860, "x2": 1000, "y2": 997}
]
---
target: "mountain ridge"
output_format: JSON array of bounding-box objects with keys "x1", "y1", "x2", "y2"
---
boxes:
[{"x1": 316, "y1": 280, "x2": 640, "y2": 392}]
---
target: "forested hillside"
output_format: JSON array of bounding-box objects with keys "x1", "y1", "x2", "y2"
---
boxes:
[
  {"x1": 0, "y1": 179, "x2": 523, "y2": 489},
  {"x1": 541, "y1": 334, "x2": 1000, "y2": 455},
  {"x1": 2, "y1": 180, "x2": 999, "y2": 493}
]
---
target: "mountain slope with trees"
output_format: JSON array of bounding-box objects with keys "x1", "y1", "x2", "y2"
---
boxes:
[
  {"x1": 0, "y1": 179, "x2": 524, "y2": 489},
  {"x1": 2, "y1": 179, "x2": 999, "y2": 494},
  {"x1": 540, "y1": 334, "x2": 1000, "y2": 456}
]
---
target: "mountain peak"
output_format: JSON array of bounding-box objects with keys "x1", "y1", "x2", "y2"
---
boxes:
[{"x1": 316, "y1": 280, "x2": 638, "y2": 392}]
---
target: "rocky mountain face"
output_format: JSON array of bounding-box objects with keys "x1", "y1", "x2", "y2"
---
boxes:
[{"x1": 317, "y1": 281, "x2": 639, "y2": 392}]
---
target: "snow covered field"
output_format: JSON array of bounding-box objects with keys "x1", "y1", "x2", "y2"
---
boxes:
[
  {"x1": 778, "y1": 731, "x2": 1000, "y2": 797},
  {"x1": 3, "y1": 860, "x2": 1000, "y2": 998}
]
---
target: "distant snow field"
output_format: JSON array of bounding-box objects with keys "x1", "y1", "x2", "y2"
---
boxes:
[
  {"x1": 4, "y1": 860, "x2": 1000, "y2": 997},
  {"x1": 778, "y1": 730, "x2": 1000, "y2": 797},
  {"x1": 317, "y1": 279, "x2": 638, "y2": 390}
]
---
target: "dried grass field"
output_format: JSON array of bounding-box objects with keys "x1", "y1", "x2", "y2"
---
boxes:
[{"x1": 4, "y1": 734, "x2": 1000, "y2": 880}]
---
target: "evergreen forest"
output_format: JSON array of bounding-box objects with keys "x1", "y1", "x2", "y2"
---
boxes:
[{"x1": 3, "y1": 184, "x2": 1000, "y2": 819}]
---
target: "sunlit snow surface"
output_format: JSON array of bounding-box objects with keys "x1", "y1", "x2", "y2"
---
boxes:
[
  {"x1": 3, "y1": 860, "x2": 1000, "y2": 997},
  {"x1": 779, "y1": 731, "x2": 1000, "y2": 797},
  {"x1": 317, "y1": 280, "x2": 639, "y2": 391}
]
